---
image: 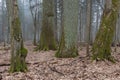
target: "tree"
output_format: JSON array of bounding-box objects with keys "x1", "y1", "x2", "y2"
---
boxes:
[
  {"x1": 86, "y1": 0, "x2": 92, "y2": 57},
  {"x1": 91, "y1": 0, "x2": 120, "y2": 62},
  {"x1": 29, "y1": 0, "x2": 41, "y2": 45},
  {"x1": 56, "y1": 0, "x2": 63, "y2": 43},
  {"x1": 1, "y1": 0, "x2": 5, "y2": 46},
  {"x1": 6, "y1": 0, "x2": 28, "y2": 72},
  {"x1": 36, "y1": 0, "x2": 56, "y2": 51},
  {"x1": 55, "y1": 0, "x2": 79, "y2": 58}
]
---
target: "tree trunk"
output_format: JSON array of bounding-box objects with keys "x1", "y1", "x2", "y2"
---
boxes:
[
  {"x1": 55, "y1": 0, "x2": 79, "y2": 58},
  {"x1": 6, "y1": 0, "x2": 28, "y2": 72},
  {"x1": 54, "y1": 0, "x2": 58, "y2": 43},
  {"x1": 29, "y1": 0, "x2": 38, "y2": 46},
  {"x1": 91, "y1": 0, "x2": 120, "y2": 62},
  {"x1": 86, "y1": 0, "x2": 91, "y2": 57},
  {"x1": 36, "y1": 0, "x2": 56, "y2": 51}
]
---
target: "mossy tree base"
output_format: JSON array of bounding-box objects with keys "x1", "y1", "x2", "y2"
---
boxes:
[
  {"x1": 10, "y1": 47, "x2": 28, "y2": 73},
  {"x1": 35, "y1": 22, "x2": 57, "y2": 51},
  {"x1": 55, "y1": 32, "x2": 78, "y2": 58},
  {"x1": 91, "y1": 0, "x2": 119, "y2": 63},
  {"x1": 34, "y1": 17, "x2": 57, "y2": 51},
  {"x1": 55, "y1": 31, "x2": 78, "y2": 58},
  {"x1": 55, "y1": 47, "x2": 78, "y2": 58},
  {"x1": 35, "y1": 43, "x2": 56, "y2": 51}
]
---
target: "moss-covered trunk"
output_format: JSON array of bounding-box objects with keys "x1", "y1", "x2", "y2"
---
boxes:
[
  {"x1": 91, "y1": 0, "x2": 120, "y2": 62},
  {"x1": 36, "y1": 0, "x2": 56, "y2": 51},
  {"x1": 6, "y1": 0, "x2": 28, "y2": 72},
  {"x1": 55, "y1": 0, "x2": 79, "y2": 58}
]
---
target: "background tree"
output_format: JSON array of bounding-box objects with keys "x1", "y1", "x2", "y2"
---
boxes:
[
  {"x1": 1, "y1": 0, "x2": 5, "y2": 46},
  {"x1": 55, "y1": 0, "x2": 63, "y2": 44},
  {"x1": 56, "y1": 0, "x2": 79, "y2": 58},
  {"x1": 29, "y1": 0, "x2": 41, "y2": 45},
  {"x1": 86, "y1": 0, "x2": 91, "y2": 57},
  {"x1": 6, "y1": 0, "x2": 28, "y2": 72},
  {"x1": 91, "y1": 0, "x2": 120, "y2": 62},
  {"x1": 36, "y1": 0, "x2": 56, "y2": 51}
]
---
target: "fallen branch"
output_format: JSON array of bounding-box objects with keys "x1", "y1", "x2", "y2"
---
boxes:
[
  {"x1": 56, "y1": 56, "x2": 87, "y2": 67},
  {"x1": 0, "y1": 62, "x2": 41, "y2": 67},
  {"x1": 48, "y1": 65, "x2": 64, "y2": 76},
  {"x1": 0, "y1": 63, "x2": 10, "y2": 66}
]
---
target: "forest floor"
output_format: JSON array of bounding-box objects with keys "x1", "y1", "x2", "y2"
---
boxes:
[{"x1": 0, "y1": 42, "x2": 120, "y2": 80}]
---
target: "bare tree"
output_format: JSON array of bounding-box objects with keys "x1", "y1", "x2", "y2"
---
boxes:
[
  {"x1": 6, "y1": 0, "x2": 28, "y2": 72},
  {"x1": 29, "y1": 0, "x2": 41, "y2": 45}
]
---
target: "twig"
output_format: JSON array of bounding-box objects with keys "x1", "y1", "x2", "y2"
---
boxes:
[{"x1": 55, "y1": 56, "x2": 87, "y2": 67}]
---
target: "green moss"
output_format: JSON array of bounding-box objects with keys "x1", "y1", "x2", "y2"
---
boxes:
[
  {"x1": 9, "y1": 47, "x2": 28, "y2": 73},
  {"x1": 21, "y1": 47, "x2": 28, "y2": 58}
]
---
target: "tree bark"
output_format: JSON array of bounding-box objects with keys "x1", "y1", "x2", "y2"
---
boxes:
[
  {"x1": 55, "y1": 0, "x2": 79, "y2": 58},
  {"x1": 35, "y1": 0, "x2": 56, "y2": 51},
  {"x1": 86, "y1": 0, "x2": 91, "y2": 57},
  {"x1": 91, "y1": 0, "x2": 120, "y2": 62}
]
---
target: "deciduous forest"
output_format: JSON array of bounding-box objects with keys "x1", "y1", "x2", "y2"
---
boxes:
[{"x1": 0, "y1": 0, "x2": 120, "y2": 80}]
